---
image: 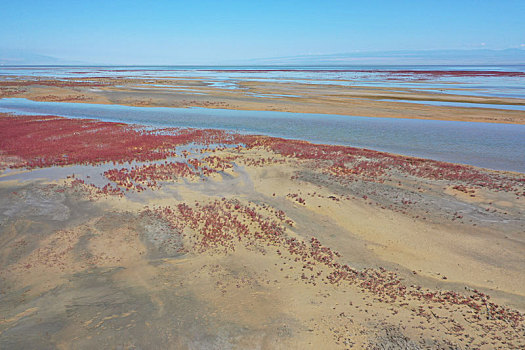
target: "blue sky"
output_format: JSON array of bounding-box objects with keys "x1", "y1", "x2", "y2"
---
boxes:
[{"x1": 1, "y1": 0, "x2": 524, "y2": 64}]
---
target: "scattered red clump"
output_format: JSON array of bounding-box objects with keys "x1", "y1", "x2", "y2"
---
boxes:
[
  {"x1": 68, "y1": 177, "x2": 123, "y2": 197},
  {"x1": 247, "y1": 136, "x2": 524, "y2": 193},
  {"x1": 452, "y1": 184, "x2": 476, "y2": 194},
  {"x1": 202, "y1": 155, "x2": 235, "y2": 171},
  {"x1": 143, "y1": 199, "x2": 290, "y2": 253},
  {"x1": 144, "y1": 198, "x2": 524, "y2": 330},
  {"x1": 1, "y1": 113, "x2": 523, "y2": 195},
  {"x1": 287, "y1": 193, "x2": 306, "y2": 205},
  {"x1": 104, "y1": 162, "x2": 197, "y2": 191},
  {"x1": 0, "y1": 80, "x2": 108, "y2": 88},
  {"x1": 202, "y1": 69, "x2": 525, "y2": 78}
]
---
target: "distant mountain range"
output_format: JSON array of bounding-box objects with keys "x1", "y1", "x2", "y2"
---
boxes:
[
  {"x1": 234, "y1": 49, "x2": 525, "y2": 66},
  {"x1": 0, "y1": 50, "x2": 85, "y2": 65},
  {"x1": 1, "y1": 48, "x2": 524, "y2": 66}
]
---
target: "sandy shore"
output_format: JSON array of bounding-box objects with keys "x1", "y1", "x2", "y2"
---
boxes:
[
  {"x1": 1, "y1": 74, "x2": 525, "y2": 124},
  {"x1": 0, "y1": 113, "x2": 524, "y2": 348}
]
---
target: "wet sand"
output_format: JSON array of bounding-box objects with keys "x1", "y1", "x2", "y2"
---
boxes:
[
  {"x1": 1, "y1": 73, "x2": 525, "y2": 124},
  {"x1": 0, "y1": 114, "x2": 524, "y2": 349}
]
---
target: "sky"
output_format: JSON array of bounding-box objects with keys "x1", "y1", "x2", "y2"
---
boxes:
[{"x1": 1, "y1": 0, "x2": 524, "y2": 64}]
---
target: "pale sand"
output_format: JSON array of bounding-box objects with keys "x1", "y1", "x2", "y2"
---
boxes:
[
  {"x1": 2, "y1": 75, "x2": 525, "y2": 124},
  {"x1": 0, "y1": 75, "x2": 524, "y2": 348},
  {"x1": 0, "y1": 142, "x2": 523, "y2": 348}
]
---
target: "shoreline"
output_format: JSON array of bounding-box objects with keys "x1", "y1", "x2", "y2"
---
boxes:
[
  {"x1": 11, "y1": 94, "x2": 525, "y2": 125},
  {"x1": 2, "y1": 100, "x2": 524, "y2": 174},
  {"x1": 1, "y1": 71, "x2": 525, "y2": 125},
  {"x1": 1, "y1": 111, "x2": 524, "y2": 178},
  {"x1": 1, "y1": 83, "x2": 524, "y2": 348}
]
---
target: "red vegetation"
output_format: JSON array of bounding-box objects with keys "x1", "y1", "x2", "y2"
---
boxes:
[
  {"x1": 287, "y1": 193, "x2": 306, "y2": 205},
  {"x1": 202, "y1": 69, "x2": 525, "y2": 78},
  {"x1": 0, "y1": 80, "x2": 108, "y2": 88},
  {"x1": 104, "y1": 162, "x2": 196, "y2": 191},
  {"x1": 68, "y1": 177, "x2": 123, "y2": 197},
  {"x1": 0, "y1": 114, "x2": 174, "y2": 168},
  {"x1": 143, "y1": 199, "x2": 291, "y2": 253},
  {"x1": 452, "y1": 184, "x2": 476, "y2": 195},
  {"x1": 144, "y1": 198, "x2": 523, "y2": 329},
  {"x1": 202, "y1": 155, "x2": 235, "y2": 171},
  {"x1": 251, "y1": 136, "x2": 524, "y2": 193},
  {"x1": 1, "y1": 114, "x2": 522, "y2": 195},
  {"x1": 0, "y1": 114, "x2": 240, "y2": 169}
]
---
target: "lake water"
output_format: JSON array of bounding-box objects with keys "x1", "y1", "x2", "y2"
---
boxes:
[
  {"x1": 2, "y1": 65, "x2": 525, "y2": 99},
  {"x1": 1, "y1": 98, "x2": 524, "y2": 173}
]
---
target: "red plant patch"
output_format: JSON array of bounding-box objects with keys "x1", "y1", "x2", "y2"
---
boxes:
[
  {"x1": 144, "y1": 198, "x2": 524, "y2": 330},
  {"x1": 0, "y1": 113, "x2": 242, "y2": 169},
  {"x1": 1, "y1": 113, "x2": 523, "y2": 195},
  {"x1": 104, "y1": 162, "x2": 197, "y2": 191}
]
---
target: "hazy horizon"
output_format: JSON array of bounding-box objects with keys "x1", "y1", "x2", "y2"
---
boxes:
[
  {"x1": 1, "y1": 1, "x2": 524, "y2": 65},
  {"x1": 2, "y1": 48, "x2": 525, "y2": 66}
]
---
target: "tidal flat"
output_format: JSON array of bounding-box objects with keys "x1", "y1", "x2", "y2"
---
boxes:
[
  {"x1": 0, "y1": 112, "x2": 524, "y2": 349},
  {"x1": 2, "y1": 66, "x2": 525, "y2": 125}
]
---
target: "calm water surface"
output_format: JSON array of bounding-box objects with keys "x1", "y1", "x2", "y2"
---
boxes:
[
  {"x1": 0, "y1": 98, "x2": 524, "y2": 173},
  {"x1": 2, "y1": 65, "x2": 525, "y2": 99}
]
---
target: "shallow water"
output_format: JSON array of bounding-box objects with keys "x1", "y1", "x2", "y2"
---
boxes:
[
  {"x1": 0, "y1": 98, "x2": 524, "y2": 173},
  {"x1": 1, "y1": 65, "x2": 525, "y2": 99}
]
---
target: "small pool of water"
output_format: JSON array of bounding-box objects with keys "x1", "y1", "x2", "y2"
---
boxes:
[{"x1": 0, "y1": 98, "x2": 524, "y2": 173}]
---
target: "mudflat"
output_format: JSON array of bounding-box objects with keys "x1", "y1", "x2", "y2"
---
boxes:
[
  {"x1": 1, "y1": 69, "x2": 525, "y2": 124},
  {"x1": 0, "y1": 113, "x2": 523, "y2": 349}
]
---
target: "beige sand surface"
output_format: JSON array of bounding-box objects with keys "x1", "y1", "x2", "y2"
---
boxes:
[
  {"x1": 2, "y1": 75, "x2": 525, "y2": 124},
  {"x1": 1, "y1": 141, "x2": 523, "y2": 348}
]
